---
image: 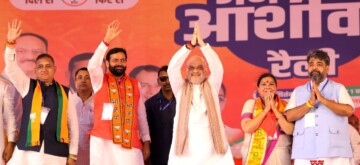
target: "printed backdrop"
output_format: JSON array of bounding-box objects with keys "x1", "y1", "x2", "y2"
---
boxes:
[{"x1": 1, "y1": 0, "x2": 360, "y2": 162}]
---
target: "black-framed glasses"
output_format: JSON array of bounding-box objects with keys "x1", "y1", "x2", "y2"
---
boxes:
[{"x1": 159, "y1": 76, "x2": 169, "y2": 82}]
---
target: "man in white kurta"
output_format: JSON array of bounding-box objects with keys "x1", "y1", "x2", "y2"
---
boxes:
[
  {"x1": 0, "y1": 80, "x2": 16, "y2": 165},
  {"x1": 68, "y1": 68, "x2": 94, "y2": 165},
  {"x1": 167, "y1": 24, "x2": 233, "y2": 165},
  {"x1": 4, "y1": 19, "x2": 79, "y2": 165},
  {"x1": 88, "y1": 20, "x2": 151, "y2": 165}
]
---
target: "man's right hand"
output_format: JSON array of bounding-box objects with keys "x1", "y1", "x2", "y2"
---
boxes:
[
  {"x1": 7, "y1": 19, "x2": 22, "y2": 49},
  {"x1": 309, "y1": 82, "x2": 317, "y2": 105},
  {"x1": 104, "y1": 20, "x2": 121, "y2": 44}
]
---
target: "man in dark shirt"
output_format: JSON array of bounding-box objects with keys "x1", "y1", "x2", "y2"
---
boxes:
[{"x1": 145, "y1": 65, "x2": 176, "y2": 165}]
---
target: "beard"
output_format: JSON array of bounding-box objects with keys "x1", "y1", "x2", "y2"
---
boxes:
[
  {"x1": 309, "y1": 70, "x2": 323, "y2": 82},
  {"x1": 109, "y1": 65, "x2": 126, "y2": 77}
]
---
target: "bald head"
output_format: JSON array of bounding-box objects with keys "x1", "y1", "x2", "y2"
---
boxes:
[{"x1": 186, "y1": 55, "x2": 208, "y2": 84}]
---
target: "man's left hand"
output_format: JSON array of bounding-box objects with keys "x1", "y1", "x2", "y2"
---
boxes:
[
  {"x1": 313, "y1": 83, "x2": 325, "y2": 103},
  {"x1": 2, "y1": 142, "x2": 16, "y2": 163},
  {"x1": 142, "y1": 141, "x2": 151, "y2": 160},
  {"x1": 66, "y1": 157, "x2": 76, "y2": 165}
]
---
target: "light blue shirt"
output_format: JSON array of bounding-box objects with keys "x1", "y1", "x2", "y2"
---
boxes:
[{"x1": 285, "y1": 78, "x2": 355, "y2": 159}]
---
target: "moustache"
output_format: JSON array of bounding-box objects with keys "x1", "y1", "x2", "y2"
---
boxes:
[
  {"x1": 114, "y1": 66, "x2": 125, "y2": 69},
  {"x1": 310, "y1": 70, "x2": 320, "y2": 75}
]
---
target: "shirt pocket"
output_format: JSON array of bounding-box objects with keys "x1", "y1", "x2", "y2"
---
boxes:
[
  {"x1": 329, "y1": 127, "x2": 347, "y2": 149},
  {"x1": 293, "y1": 128, "x2": 305, "y2": 149}
]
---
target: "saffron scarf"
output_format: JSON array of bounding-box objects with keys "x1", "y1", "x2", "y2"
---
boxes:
[
  {"x1": 175, "y1": 80, "x2": 227, "y2": 155},
  {"x1": 26, "y1": 81, "x2": 69, "y2": 147},
  {"x1": 107, "y1": 74, "x2": 135, "y2": 148},
  {"x1": 245, "y1": 95, "x2": 287, "y2": 165}
]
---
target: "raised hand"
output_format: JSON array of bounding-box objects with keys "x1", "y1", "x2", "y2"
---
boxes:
[
  {"x1": 195, "y1": 23, "x2": 205, "y2": 47},
  {"x1": 104, "y1": 20, "x2": 121, "y2": 44},
  {"x1": 190, "y1": 23, "x2": 197, "y2": 46},
  {"x1": 7, "y1": 19, "x2": 22, "y2": 44}
]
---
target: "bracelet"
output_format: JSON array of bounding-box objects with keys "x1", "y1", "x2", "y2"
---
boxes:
[
  {"x1": 185, "y1": 41, "x2": 196, "y2": 50},
  {"x1": 6, "y1": 40, "x2": 16, "y2": 46},
  {"x1": 306, "y1": 100, "x2": 314, "y2": 108},
  {"x1": 103, "y1": 40, "x2": 110, "y2": 46}
]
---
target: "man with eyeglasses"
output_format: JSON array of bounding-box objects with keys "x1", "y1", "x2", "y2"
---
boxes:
[
  {"x1": 4, "y1": 19, "x2": 78, "y2": 165},
  {"x1": 0, "y1": 32, "x2": 48, "y2": 149},
  {"x1": 145, "y1": 65, "x2": 176, "y2": 165}
]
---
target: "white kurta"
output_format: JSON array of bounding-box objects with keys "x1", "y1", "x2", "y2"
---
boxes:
[
  {"x1": 349, "y1": 124, "x2": 360, "y2": 165},
  {"x1": 167, "y1": 44, "x2": 234, "y2": 165},
  {"x1": 4, "y1": 47, "x2": 79, "y2": 165},
  {"x1": 87, "y1": 41, "x2": 151, "y2": 165},
  {"x1": 68, "y1": 93, "x2": 94, "y2": 165},
  {"x1": 0, "y1": 80, "x2": 16, "y2": 165}
]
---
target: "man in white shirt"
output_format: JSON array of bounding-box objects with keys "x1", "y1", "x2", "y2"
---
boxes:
[
  {"x1": 88, "y1": 20, "x2": 151, "y2": 164},
  {"x1": 0, "y1": 80, "x2": 16, "y2": 165},
  {"x1": 69, "y1": 67, "x2": 94, "y2": 165},
  {"x1": 167, "y1": 23, "x2": 233, "y2": 165},
  {"x1": 4, "y1": 19, "x2": 78, "y2": 165}
]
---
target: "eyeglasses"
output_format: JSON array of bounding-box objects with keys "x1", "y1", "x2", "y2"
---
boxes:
[
  {"x1": 159, "y1": 76, "x2": 169, "y2": 82},
  {"x1": 36, "y1": 64, "x2": 54, "y2": 70}
]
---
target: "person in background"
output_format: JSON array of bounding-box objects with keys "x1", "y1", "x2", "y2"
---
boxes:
[
  {"x1": 67, "y1": 53, "x2": 107, "y2": 94},
  {"x1": 68, "y1": 67, "x2": 94, "y2": 165},
  {"x1": 130, "y1": 65, "x2": 160, "y2": 101},
  {"x1": 349, "y1": 114, "x2": 360, "y2": 165},
  {"x1": 13, "y1": 32, "x2": 48, "y2": 79},
  {"x1": 145, "y1": 65, "x2": 176, "y2": 165}
]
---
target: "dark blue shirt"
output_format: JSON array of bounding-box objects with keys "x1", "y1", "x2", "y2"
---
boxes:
[{"x1": 145, "y1": 90, "x2": 176, "y2": 165}]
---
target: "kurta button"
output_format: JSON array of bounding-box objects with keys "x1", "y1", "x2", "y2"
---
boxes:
[
  {"x1": 315, "y1": 133, "x2": 318, "y2": 136},
  {"x1": 315, "y1": 115, "x2": 318, "y2": 117}
]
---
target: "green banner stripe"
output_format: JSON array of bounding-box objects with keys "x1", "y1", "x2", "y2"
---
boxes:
[{"x1": 346, "y1": 86, "x2": 360, "y2": 96}]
